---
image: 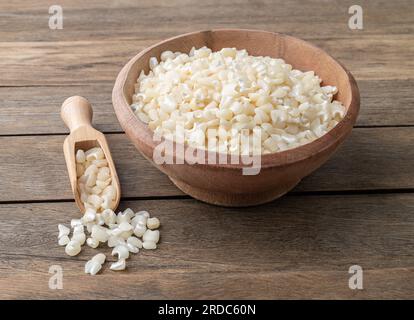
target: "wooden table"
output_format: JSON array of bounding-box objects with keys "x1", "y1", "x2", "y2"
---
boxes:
[{"x1": 0, "y1": 0, "x2": 413, "y2": 299}]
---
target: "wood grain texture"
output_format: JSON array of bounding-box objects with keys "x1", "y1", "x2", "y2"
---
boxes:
[
  {"x1": 0, "y1": 35, "x2": 413, "y2": 87},
  {"x1": 1, "y1": 80, "x2": 413, "y2": 136},
  {"x1": 0, "y1": 84, "x2": 122, "y2": 135},
  {"x1": 0, "y1": 0, "x2": 413, "y2": 299},
  {"x1": 0, "y1": 195, "x2": 413, "y2": 299},
  {"x1": 0, "y1": 0, "x2": 413, "y2": 41},
  {"x1": 0, "y1": 127, "x2": 413, "y2": 202}
]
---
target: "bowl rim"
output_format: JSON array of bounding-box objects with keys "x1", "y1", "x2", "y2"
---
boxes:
[{"x1": 112, "y1": 28, "x2": 360, "y2": 169}]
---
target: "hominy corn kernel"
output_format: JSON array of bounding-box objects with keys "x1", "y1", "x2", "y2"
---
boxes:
[
  {"x1": 71, "y1": 232, "x2": 86, "y2": 245},
  {"x1": 65, "y1": 240, "x2": 81, "y2": 256},
  {"x1": 86, "y1": 237, "x2": 99, "y2": 248},
  {"x1": 58, "y1": 224, "x2": 70, "y2": 238},
  {"x1": 76, "y1": 149, "x2": 86, "y2": 164},
  {"x1": 112, "y1": 244, "x2": 129, "y2": 260},
  {"x1": 110, "y1": 259, "x2": 126, "y2": 271},
  {"x1": 143, "y1": 229, "x2": 160, "y2": 244},
  {"x1": 143, "y1": 241, "x2": 157, "y2": 250},
  {"x1": 127, "y1": 236, "x2": 143, "y2": 249},
  {"x1": 91, "y1": 253, "x2": 106, "y2": 264},
  {"x1": 147, "y1": 217, "x2": 160, "y2": 230},
  {"x1": 58, "y1": 235, "x2": 70, "y2": 246},
  {"x1": 85, "y1": 259, "x2": 102, "y2": 275}
]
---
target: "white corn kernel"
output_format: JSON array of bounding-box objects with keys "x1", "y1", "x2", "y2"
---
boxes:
[
  {"x1": 110, "y1": 259, "x2": 126, "y2": 271},
  {"x1": 70, "y1": 219, "x2": 82, "y2": 228},
  {"x1": 123, "y1": 208, "x2": 135, "y2": 218},
  {"x1": 85, "y1": 171, "x2": 97, "y2": 187},
  {"x1": 118, "y1": 221, "x2": 133, "y2": 232},
  {"x1": 101, "y1": 194, "x2": 112, "y2": 210},
  {"x1": 65, "y1": 240, "x2": 81, "y2": 256},
  {"x1": 108, "y1": 236, "x2": 124, "y2": 248},
  {"x1": 76, "y1": 149, "x2": 86, "y2": 163},
  {"x1": 86, "y1": 237, "x2": 99, "y2": 248},
  {"x1": 96, "y1": 179, "x2": 110, "y2": 189},
  {"x1": 143, "y1": 229, "x2": 160, "y2": 244},
  {"x1": 133, "y1": 224, "x2": 146, "y2": 237},
  {"x1": 161, "y1": 50, "x2": 175, "y2": 61},
  {"x1": 147, "y1": 217, "x2": 160, "y2": 230},
  {"x1": 58, "y1": 235, "x2": 70, "y2": 246},
  {"x1": 109, "y1": 226, "x2": 124, "y2": 237},
  {"x1": 101, "y1": 209, "x2": 116, "y2": 225},
  {"x1": 85, "y1": 259, "x2": 102, "y2": 275},
  {"x1": 131, "y1": 214, "x2": 147, "y2": 227},
  {"x1": 86, "y1": 222, "x2": 94, "y2": 233},
  {"x1": 127, "y1": 243, "x2": 139, "y2": 253},
  {"x1": 91, "y1": 186, "x2": 102, "y2": 195},
  {"x1": 102, "y1": 185, "x2": 116, "y2": 200},
  {"x1": 143, "y1": 241, "x2": 157, "y2": 250},
  {"x1": 92, "y1": 159, "x2": 108, "y2": 168},
  {"x1": 95, "y1": 213, "x2": 105, "y2": 226},
  {"x1": 71, "y1": 232, "x2": 86, "y2": 245},
  {"x1": 73, "y1": 225, "x2": 84, "y2": 234},
  {"x1": 91, "y1": 253, "x2": 106, "y2": 265},
  {"x1": 85, "y1": 147, "x2": 104, "y2": 161},
  {"x1": 149, "y1": 57, "x2": 158, "y2": 70},
  {"x1": 91, "y1": 225, "x2": 109, "y2": 242},
  {"x1": 116, "y1": 211, "x2": 131, "y2": 224},
  {"x1": 84, "y1": 164, "x2": 98, "y2": 177},
  {"x1": 82, "y1": 208, "x2": 96, "y2": 223},
  {"x1": 112, "y1": 244, "x2": 129, "y2": 260},
  {"x1": 87, "y1": 194, "x2": 103, "y2": 209},
  {"x1": 127, "y1": 236, "x2": 143, "y2": 249},
  {"x1": 76, "y1": 164, "x2": 85, "y2": 178},
  {"x1": 97, "y1": 167, "x2": 110, "y2": 181},
  {"x1": 120, "y1": 230, "x2": 134, "y2": 240},
  {"x1": 136, "y1": 210, "x2": 150, "y2": 218},
  {"x1": 58, "y1": 224, "x2": 70, "y2": 238}
]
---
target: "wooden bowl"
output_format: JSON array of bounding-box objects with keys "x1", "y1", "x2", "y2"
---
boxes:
[{"x1": 112, "y1": 29, "x2": 360, "y2": 207}]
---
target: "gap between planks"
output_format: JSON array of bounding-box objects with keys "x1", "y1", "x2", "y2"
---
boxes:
[
  {"x1": 2, "y1": 125, "x2": 414, "y2": 138},
  {"x1": 2, "y1": 189, "x2": 414, "y2": 206},
  {"x1": 1, "y1": 127, "x2": 414, "y2": 202}
]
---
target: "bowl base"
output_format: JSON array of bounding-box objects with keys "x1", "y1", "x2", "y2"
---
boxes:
[{"x1": 169, "y1": 177, "x2": 300, "y2": 207}]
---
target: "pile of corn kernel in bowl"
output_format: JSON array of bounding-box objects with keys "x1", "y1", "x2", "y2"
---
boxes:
[{"x1": 131, "y1": 47, "x2": 345, "y2": 154}]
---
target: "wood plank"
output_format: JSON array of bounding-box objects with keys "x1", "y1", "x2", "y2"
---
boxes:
[
  {"x1": 0, "y1": 84, "x2": 121, "y2": 135},
  {"x1": 1, "y1": 79, "x2": 413, "y2": 135},
  {"x1": 0, "y1": 0, "x2": 412, "y2": 41},
  {"x1": 0, "y1": 35, "x2": 412, "y2": 87},
  {"x1": 0, "y1": 195, "x2": 413, "y2": 299},
  {"x1": 356, "y1": 80, "x2": 414, "y2": 127},
  {"x1": 0, "y1": 127, "x2": 413, "y2": 202}
]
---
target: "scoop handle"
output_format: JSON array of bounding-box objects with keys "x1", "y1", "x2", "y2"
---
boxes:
[{"x1": 61, "y1": 96, "x2": 93, "y2": 132}]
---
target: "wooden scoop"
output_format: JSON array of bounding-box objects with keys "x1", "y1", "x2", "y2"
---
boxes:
[{"x1": 61, "y1": 96, "x2": 121, "y2": 213}]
